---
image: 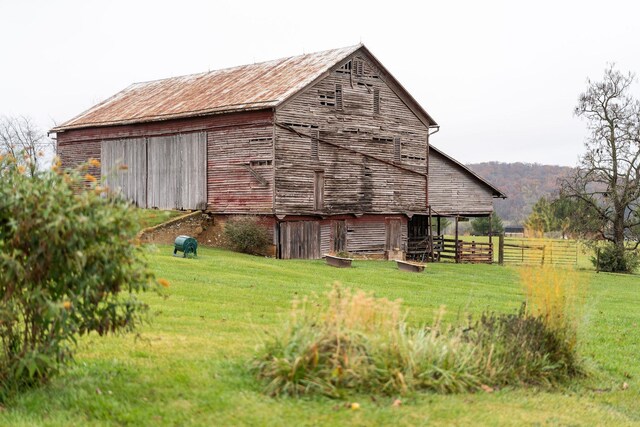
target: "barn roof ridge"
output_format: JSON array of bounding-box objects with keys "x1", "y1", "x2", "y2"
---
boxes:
[
  {"x1": 129, "y1": 43, "x2": 364, "y2": 87},
  {"x1": 51, "y1": 44, "x2": 365, "y2": 132}
]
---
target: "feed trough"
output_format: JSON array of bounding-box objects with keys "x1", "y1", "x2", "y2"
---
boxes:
[
  {"x1": 324, "y1": 254, "x2": 353, "y2": 268},
  {"x1": 395, "y1": 259, "x2": 425, "y2": 273}
]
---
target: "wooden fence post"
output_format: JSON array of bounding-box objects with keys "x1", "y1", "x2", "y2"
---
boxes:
[{"x1": 498, "y1": 233, "x2": 504, "y2": 265}]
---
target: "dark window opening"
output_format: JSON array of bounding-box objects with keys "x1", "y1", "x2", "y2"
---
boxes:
[
  {"x1": 249, "y1": 137, "x2": 273, "y2": 143},
  {"x1": 250, "y1": 160, "x2": 272, "y2": 167},
  {"x1": 336, "y1": 60, "x2": 352, "y2": 74},
  {"x1": 372, "y1": 136, "x2": 393, "y2": 144},
  {"x1": 282, "y1": 122, "x2": 318, "y2": 129},
  {"x1": 401, "y1": 155, "x2": 426, "y2": 161},
  {"x1": 319, "y1": 90, "x2": 335, "y2": 107}
]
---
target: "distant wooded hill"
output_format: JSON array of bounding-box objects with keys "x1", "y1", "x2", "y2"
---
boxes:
[{"x1": 465, "y1": 162, "x2": 574, "y2": 225}]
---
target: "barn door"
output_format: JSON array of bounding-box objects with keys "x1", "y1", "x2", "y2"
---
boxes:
[
  {"x1": 385, "y1": 219, "x2": 402, "y2": 251},
  {"x1": 101, "y1": 138, "x2": 148, "y2": 207},
  {"x1": 101, "y1": 132, "x2": 206, "y2": 210},
  {"x1": 332, "y1": 220, "x2": 347, "y2": 253},
  {"x1": 146, "y1": 132, "x2": 206, "y2": 210},
  {"x1": 278, "y1": 221, "x2": 321, "y2": 259}
]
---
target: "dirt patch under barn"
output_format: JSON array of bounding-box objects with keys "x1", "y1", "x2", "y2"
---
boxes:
[{"x1": 139, "y1": 211, "x2": 224, "y2": 247}]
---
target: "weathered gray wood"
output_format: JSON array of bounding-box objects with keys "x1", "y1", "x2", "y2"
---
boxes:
[
  {"x1": 102, "y1": 132, "x2": 206, "y2": 210},
  {"x1": 101, "y1": 138, "x2": 147, "y2": 207},
  {"x1": 279, "y1": 221, "x2": 321, "y2": 259},
  {"x1": 428, "y1": 149, "x2": 494, "y2": 216},
  {"x1": 147, "y1": 132, "x2": 206, "y2": 210}
]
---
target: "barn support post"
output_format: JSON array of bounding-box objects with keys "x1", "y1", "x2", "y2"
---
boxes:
[
  {"x1": 454, "y1": 215, "x2": 459, "y2": 263},
  {"x1": 488, "y1": 212, "x2": 493, "y2": 245},
  {"x1": 428, "y1": 206, "x2": 434, "y2": 262},
  {"x1": 437, "y1": 216, "x2": 441, "y2": 237}
]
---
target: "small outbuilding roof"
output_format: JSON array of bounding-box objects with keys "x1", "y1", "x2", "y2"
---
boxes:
[{"x1": 52, "y1": 44, "x2": 437, "y2": 132}]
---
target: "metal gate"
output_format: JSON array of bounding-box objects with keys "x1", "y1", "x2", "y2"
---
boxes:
[{"x1": 501, "y1": 238, "x2": 578, "y2": 266}]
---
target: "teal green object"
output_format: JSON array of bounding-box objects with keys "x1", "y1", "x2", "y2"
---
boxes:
[{"x1": 174, "y1": 235, "x2": 198, "y2": 258}]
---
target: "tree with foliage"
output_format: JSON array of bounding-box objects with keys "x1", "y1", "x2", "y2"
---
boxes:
[
  {"x1": 0, "y1": 154, "x2": 161, "y2": 400},
  {"x1": 561, "y1": 65, "x2": 640, "y2": 272},
  {"x1": 470, "y1": 215, "x2": 504, "y2": 236},
  {"x1": 524, "y1": 196, "x2": 586, "y2": 239},
  {"x1": 524, "y1": 197, "x2": 556, "y2": 237}
]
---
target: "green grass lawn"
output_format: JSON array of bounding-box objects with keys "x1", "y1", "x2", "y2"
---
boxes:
[{"x1": 1, "y1": 247, "x2": 639, "y2": 426}]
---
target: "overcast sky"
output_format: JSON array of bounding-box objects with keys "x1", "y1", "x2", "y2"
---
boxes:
[{"x1": 1, "y1": 0, "x2": 639, "y2": 166}]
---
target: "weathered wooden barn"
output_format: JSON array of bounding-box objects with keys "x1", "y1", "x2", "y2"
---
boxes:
[{"x1": 52, "y1": 44, "x2": 505, "y2": 259}]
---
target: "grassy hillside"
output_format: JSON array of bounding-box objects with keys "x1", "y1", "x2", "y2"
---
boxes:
[{"x1": 1, "y1": 247, "x2": 638, "y2": 426}]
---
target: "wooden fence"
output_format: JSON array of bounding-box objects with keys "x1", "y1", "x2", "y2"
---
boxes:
[
  {"x1": 500, "y1": 237, "x2": 578, "y2": 266},
  {"x1": 458, "y1": 241, "x2": 493, "y2": 263},
  {"x1": 440, "y1": 238, "x2": 493, "y2": 264}
]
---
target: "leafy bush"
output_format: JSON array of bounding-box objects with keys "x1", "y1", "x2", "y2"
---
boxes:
[
  {"x1": 592, "y1": 244, "x2": 639, "y2": 273},
  {"x1": 223, "y1": 216, "x2": 271, "y2": 255},
  {"x1": 0, "y1": 155, "x2": 160, "y2": 401},
  {"x1": 469, "y1": 304, "x2": 581, "y2": 387},
  {"x1": 252, "y1": 283, "x2": 583, "y2": 398}
]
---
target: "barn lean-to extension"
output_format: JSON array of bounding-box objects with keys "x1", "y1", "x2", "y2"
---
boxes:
[{"x1": 51, "y1": 44, "x2": 505, "y2": 260}]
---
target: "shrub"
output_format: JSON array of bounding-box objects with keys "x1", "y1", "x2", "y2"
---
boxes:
[
  {"x1": 0, "y1": 155, "x2": 159, "y2": 401},
  {"x1": 224, "y1": 216, "x2": 271, "y2": 255},
  {"x1": 253, "y1": 283, "x2": 584, "y2": 398},
  {"x1": 592, "y1": 243, "x2": 639, "y2": 273},
  {"x1": 469, "y1": 304, "x2": 581, "y2": 387}
]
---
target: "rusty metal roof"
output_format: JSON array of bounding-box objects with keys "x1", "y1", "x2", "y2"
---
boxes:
[{"x1": 53, "y1": 45, "x2": 362, "y2": 132}]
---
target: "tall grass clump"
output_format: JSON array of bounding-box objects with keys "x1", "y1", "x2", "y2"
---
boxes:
[
  {"x1": 253, "y1": 279, "x2": 587, "y2": 398},
  {"x1": 519, "y1": 266, "x2": 585, "y2": 347},
  {"x1": 252, "y1": 284, "x2": 484, "y2": 397},
  {"x1": 510, "y1": 266, "x2": 588, "y2": 380}
]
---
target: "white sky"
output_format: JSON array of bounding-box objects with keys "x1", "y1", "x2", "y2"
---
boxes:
[{"x1": 1, "y1": 0, "x2": 639, "y2": 167}]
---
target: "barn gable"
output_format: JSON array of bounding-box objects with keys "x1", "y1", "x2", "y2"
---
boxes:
[{"x1": 274, "y1": 48, "x2": 433, "y2": 217}]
